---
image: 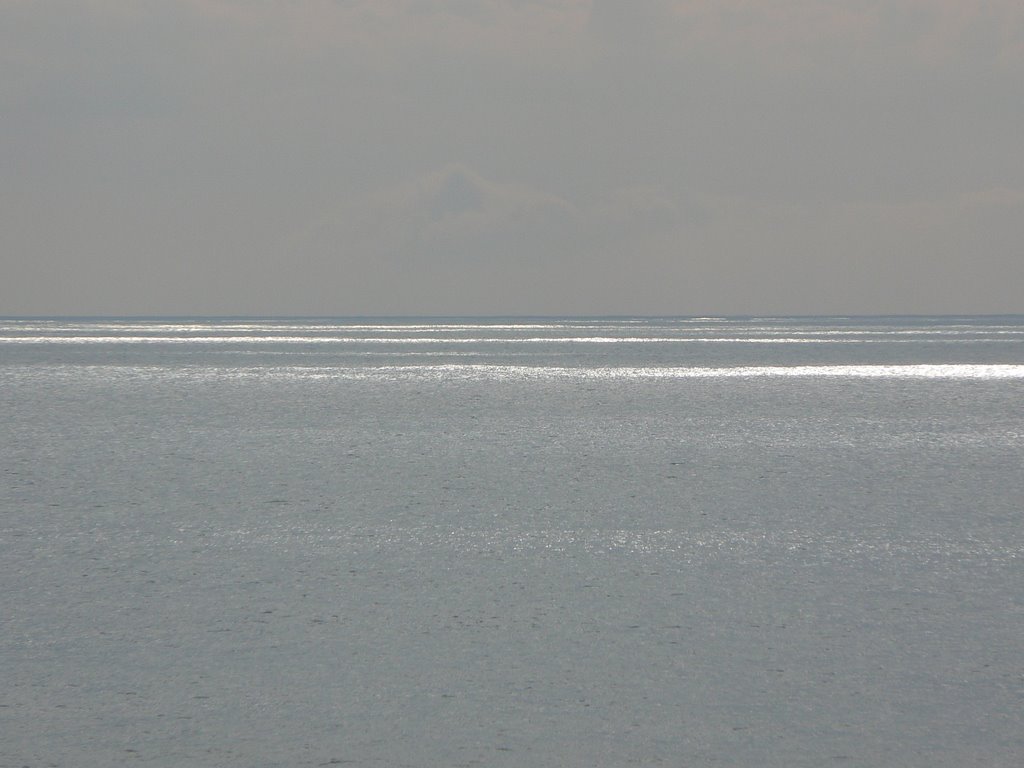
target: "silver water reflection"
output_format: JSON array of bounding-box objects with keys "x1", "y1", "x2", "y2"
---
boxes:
[{"x1": 2, "y1": 317, "x2": 1023, "y2": 767}]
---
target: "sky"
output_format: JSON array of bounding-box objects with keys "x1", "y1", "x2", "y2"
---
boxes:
[{"x1": 2, "y1": 0, "x2": 1023, "y2": 316}]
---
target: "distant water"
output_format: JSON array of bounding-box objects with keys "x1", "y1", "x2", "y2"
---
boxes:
[{"x1": 2, "y1": 317, "x2": 1023, "y2": 767}]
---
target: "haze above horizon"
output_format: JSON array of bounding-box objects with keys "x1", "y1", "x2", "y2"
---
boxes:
[{"x1": 3, "y1": 1, "x2": 1022, "y2": 316}]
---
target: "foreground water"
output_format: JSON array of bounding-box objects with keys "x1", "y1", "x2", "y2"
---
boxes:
[{"x1": 2, "y1": 317, "x2": 1023, "y2": 767}]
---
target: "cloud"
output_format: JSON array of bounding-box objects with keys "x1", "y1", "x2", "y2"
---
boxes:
[
  {"x1": 301, "y1": 168, "x2": 708, "y2": 270},
  {"x1": 271, "y1": 165, "x2": 581, "y2": 312},
  {"x1": 282, "y1": 168, "x2": 722, "y2": 313},
  {"x1": 339, "y1": 164, "x2": 578, "y2": 261},
  {"x1": 3, "y1": 1, "x2": 1023, "y2": 314},
  {"x1": 592, "y1": 185, "x2": 697, "y2": 233}
]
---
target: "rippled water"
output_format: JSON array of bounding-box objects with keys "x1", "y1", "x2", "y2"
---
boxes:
[{"x1": 2, "y1": 317, "x2": 1023, "y2": 767}]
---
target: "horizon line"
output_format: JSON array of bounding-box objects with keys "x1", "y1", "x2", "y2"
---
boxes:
[{"x1": 5, "y1": 313, "x2": 1024, "y2": 321}]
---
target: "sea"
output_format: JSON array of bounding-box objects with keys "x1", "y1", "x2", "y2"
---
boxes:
[{"x1": 2, "y1": 316, "x2": 1023, "y2": 767}]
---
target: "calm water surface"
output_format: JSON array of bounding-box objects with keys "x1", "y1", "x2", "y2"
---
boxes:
[{"x1": 2, "y1": 317, "x2": 1023, "y2": 767}]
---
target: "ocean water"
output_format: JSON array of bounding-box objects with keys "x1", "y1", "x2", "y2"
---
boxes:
[{"x1": 2, "y1": 316, "x2": 1023, "y2": 767}]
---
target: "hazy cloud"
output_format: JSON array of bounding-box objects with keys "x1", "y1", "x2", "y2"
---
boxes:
[
  {"x1": 2, "y1": 0, "x2": 1022, "y2": 314},
  {"x1": 299, "y1": 164, "x2": 575, "y2": 261}
]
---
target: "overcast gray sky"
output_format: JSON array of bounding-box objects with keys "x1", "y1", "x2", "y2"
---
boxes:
[{"x1": 3, "y1": 0, "x2": 1022, "y2": 315}]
